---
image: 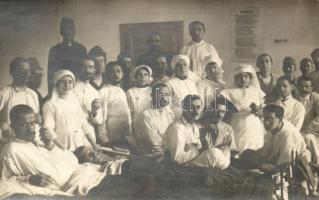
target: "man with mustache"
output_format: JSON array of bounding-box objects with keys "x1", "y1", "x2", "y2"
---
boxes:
[
  {"x1": 133, "y1": 83, "x2": 175, "y2": 157},
  {"x1": 162, "y1": 95, "x2": 229, "y2": 169}
]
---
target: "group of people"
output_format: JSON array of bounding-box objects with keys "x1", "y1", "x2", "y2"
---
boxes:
[{"x1": 1, "y1": 16, "x2": 319, "y2": 199}]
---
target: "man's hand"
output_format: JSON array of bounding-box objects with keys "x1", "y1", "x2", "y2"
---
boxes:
[
  {"x1": 28, "y1": 174, "x2": 58, "y2": 187},
  {"x1": 39, "y1": 128, "x2": 55, "y2": 150}
]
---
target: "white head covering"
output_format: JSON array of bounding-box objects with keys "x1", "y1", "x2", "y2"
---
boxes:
[
  {"x1": 170, "y1": 54, "x2": 190, "y2": 69},
  {"x1": 132, "y1": 65, "x2": 153, "y2": 85},
  {"x1": 203, "y1": 55, "x2": 223, "y2": 71},
  {"x1": 233, "y1": 64, "x2": 260, "y2": 89},
  {"x1": 53, "y1": 69, "x2": 75, "y2": 85},
  {"x1": 51, "y1": 69, "x2": 76, "y2": 100}
]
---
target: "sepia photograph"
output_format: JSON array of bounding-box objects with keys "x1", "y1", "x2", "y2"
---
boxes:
[{"x1": 0, "y1": 0, "x2": 319, "y2": 199}]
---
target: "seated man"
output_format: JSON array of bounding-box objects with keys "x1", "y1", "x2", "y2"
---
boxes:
[
  {"x1": 162, "y1": 95, "x2": 230, "y2": 170},
  {"x1": 270, "y1": 76, "x2": 305, "y2": 130},
  {"x1": 199, "y1": 97, "x2": 238, "y2": 165},
  {"x1": 1, "y1": 105, "x2": 107, "y2": 196},
  {"x1": 133, "y1": 83, "x2": 175, "y2": 156},
  {"x1": 296, "y1": 76, "x2": 319, "y2": 166}
]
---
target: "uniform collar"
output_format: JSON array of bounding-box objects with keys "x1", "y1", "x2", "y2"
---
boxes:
[{"x1": 12, "y1": 85, "x2": 27, "y2": 92}]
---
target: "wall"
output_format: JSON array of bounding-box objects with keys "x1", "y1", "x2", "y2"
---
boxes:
[{"x1": 0, "y1": 0, "x2": 319, "y2": 94}]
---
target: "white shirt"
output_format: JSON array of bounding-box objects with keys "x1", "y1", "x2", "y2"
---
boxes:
[
  {"x1": 134, "y1": 106, "x2": 175, "y2": 154},
  {"x1": 180, "y1": 40, "x2": 219, "y2": 78},
  {"x1": 162, "y1": 117, "x2": 201, "y2": 164},
  {"x1": 197, "y1": 79, "x2": 225, "y2": 109},
  {"x1": 42, "y1": 95, "x2": 93, "y2": 151},
  {"x1": 261, "y1": 120, "x2": 307, "y2": 165},
  {"x1": 99, "y1": 84, "x2": 131, "y2": 143},
  {"x1": 74, "y1": 81, "x2": 103, "y2": 124},
  {"x1": 296, "y1": 92, "x2": 319, "y2": 130},
  {"x1": 126, "y1": 86, "x2": 152, "y2": 125},
  {"x1": 0, "y1": 86, "x2": 39, "y2": 124},
  {"x1": 166, "y1": 77, "x2": 198, "y2": 117},
  {"x1": 276, "y1": 95, "x2": 305, "y2": 131},
  {"x1": 1, "y1": 139, "x2": 78, "y2": 187}
]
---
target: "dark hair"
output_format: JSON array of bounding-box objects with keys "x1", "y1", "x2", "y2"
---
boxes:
[
  {"x1": 10, "y1": 57, "x2": 29, "y2": 74},
  {"x1": 80, "y1": 54, "x2": 95, "y2": 63},
  {"x1": 10, "y1": 104, "x2": 34, "y2": 124},
  {"x1": 263, "y1": 104, "x2": 284, "y2": 120},
  {"x1": 299, "y1": 58, "x2": 313, "y2": 69},
  {"x1": 276, "y1": 76, "x2": 292, "y2": 86},
  {"x1": 256, "y1": 53, "x2": 273, "y2": 67},
  {"x1": 105, "y1": 61, "x2": 123, "y2": 74},
  {"x1": 297, "y1": 76, "x2": 313, "y2": 86},
  {"x1": 311, "y1": 48, "x2": 319, "y2": 59},
  {"x1": 117, "y1": 53, "x2": 131, "y2": 62},
  {"x1": 283, "y1": 56, "x2": 296, "y2": 66},
  {"x1": 189, "y1": 21, "x2": 205, "y2": 32},
  {"x1": 182, "y1": 95, "x2": 201, "y2": 110},
  {"x1": 151, "y1": 82, "x2": 170, "y2": 95},
  {"x1": 89, "y1": 46, "x2": 107, "y2": 62},
  {"x1": 73, "y1": 146, "x2": 86, "y2": 164}
]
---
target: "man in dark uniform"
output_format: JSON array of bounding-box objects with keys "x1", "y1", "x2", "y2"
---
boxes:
[{"x1": 47, "y1": 17, "x2": 87, "y2": 92}]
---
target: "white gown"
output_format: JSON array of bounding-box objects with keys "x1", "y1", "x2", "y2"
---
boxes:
[{"x1": 220, "y1": 86, "x2": 265, "y2": 153}]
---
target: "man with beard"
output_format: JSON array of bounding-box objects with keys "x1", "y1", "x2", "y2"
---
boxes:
[
  {"x1": 74, "y1": 55, "x2": 103, "y2": 142},
  {"x1": 99, "y1": 61, "x2": 131, "y2": 146},
  {"x1": 133, "y1": 83, "x2": 175, "y2": 156},
  {"x1": 162, "y1": 95, "x2": 229, "y2": 169},
  {"x1": 137, "y1": 32, "x2": 171, "y2": 74},
  {"x1": 0, "y1": 57, "x2": 40, "y2": 146},
  {"x1": 47, "y1": 17, "x2": 87, "y2": 93}
]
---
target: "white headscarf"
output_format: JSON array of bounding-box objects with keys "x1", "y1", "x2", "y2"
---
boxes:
[
  {"x1": 203, "y1": 55, "x2": 224, "y2": 73},
  {"x1": 170, "y1": 54, "x2": 190, "y2": 70},
  {"x1": 51, "y1": 69, "x2": 76, "y2": 100},
  {"x1": 233, "y1": 64, "x2": 260, "y2": 89},
  {"x1": 132, "y1": 65, "x2": 153, "y2": 85}
]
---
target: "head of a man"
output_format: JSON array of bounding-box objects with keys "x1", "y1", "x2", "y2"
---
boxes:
[
  {"x1": 147, "y1": 32, "x2": 162, "y2": 52},
  {"x1": 79, "y1": 55, "x2": 96, "y2": 81},
  {"x1": 27, "y1": 58, "x2": 43, "y2": 90},
  {"x1": 256, "y1": 53, "x2": 273, "y2": 75},
  {"x1": 10, "y1": 105, "x2": 37, "y2": 142},
  {"x1": 60, "y1": 17, "x2": 75, "y2": 41},
  {"x1": 117, "y1": 54, "x2": 132, "y2": 76},
  {"x1": 205, "y1": 100, "x2": 227, "y2": 124},
  {"x1": 311, "y1": 48, "x2": 319, "y2": 71},
  {"x1": 276, "y1": 76, "x2": 292, "y2": 98},
  {"x1": 89, "y1": 46, "x2": 107, "y2": 75},
  {"x1": 74, "y1": 146, "x2": 111, "y2": 165},
  {"x1": 105, "y1": 61, "x2": 123, "y2": 85},
  {"x1": 10, "y1": 57, "x2": 31, "y2": 86},
  {"x1": 151, "y1": 83, "x2": 170, "y2": 108},
  {"x1": 175, "y1": 59, "x2": 189, "y2": 79},
  {"x1": 189, "y1": 21, "x2": 205, "y2": 42},
  {"x1": 263, "y1": 104, "x2": 284, "y2": 132},
  {"x1": 299, "y1": 58, "x2": 313, "y2": 77},
  {"x1": 153, "y1": 56, "x2": 168, "y2": 78},
  {"x1": 282, "y1": 57, "x2": 296, "y2": 78},
  {"x1": 234, "y1": 72, "x2": 252, "y2": 89},
  {"x1": 182, "y1": 95, "x2": 202, "y2": 123},
  {"x1": 297, "y1": 76, "x2": 313, "y2": 96}
]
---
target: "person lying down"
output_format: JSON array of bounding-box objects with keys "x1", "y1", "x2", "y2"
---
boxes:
[{"x1": 0, "y1": 105, "x2": 126, "y2": 199}]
